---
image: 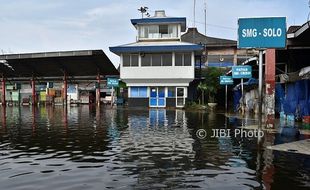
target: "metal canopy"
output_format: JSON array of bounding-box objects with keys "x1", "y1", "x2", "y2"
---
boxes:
[{"x1": 0, "y1": 50, "x2": 119, "y2": 78}]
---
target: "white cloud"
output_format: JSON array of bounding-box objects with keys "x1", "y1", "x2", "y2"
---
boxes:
[{"x1": 0, "y1": 0, "x2": 309, "y2": 66}]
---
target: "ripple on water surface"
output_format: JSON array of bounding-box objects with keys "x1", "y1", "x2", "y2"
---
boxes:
[{"x1": 0, "y1": 106, "x2": 309, "y2": 190}]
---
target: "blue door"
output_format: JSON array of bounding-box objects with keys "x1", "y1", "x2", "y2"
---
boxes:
[
  {"x1": 150, "y1": 87, "x2": 157, "y2": 107},
  {"x1": 149, "y1": 87, "x2": 166, "y2": 107}
]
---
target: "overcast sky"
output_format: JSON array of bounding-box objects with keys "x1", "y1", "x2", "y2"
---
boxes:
[{"x1": 0, "y1": 0, "x2": 309, "y2": 66}]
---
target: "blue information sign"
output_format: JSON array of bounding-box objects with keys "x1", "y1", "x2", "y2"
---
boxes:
[
  {"x1": 238, "y1": 17, "x2": 286, "y2": 48},
  {"x1": 220, "y1": 76, "x2": 234, "y2": 85},
  {"x1": 232, "y1": 66, "x2": 252, "y2": 79},
  {"x1": 107, "y1": 78, "x2": 119, "y2": 87}
]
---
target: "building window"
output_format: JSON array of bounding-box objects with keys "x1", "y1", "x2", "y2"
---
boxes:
[
  {"x1": 184, "y1": 53, "x2": 192, "y2": 66},
  {"x1": 139, "y1": 25, "x2": 179, "y2": 39},
  {"x1": 175, "y1": 53, "x2": 192, "y2": 66},
  {"x1": 168, "y1": 87, "x2": 175, "y2": 97},
  {"x1": 130, "y1": 87, "x2": 148, "y2": 97},
  {"x1": 141, "y1": 54, "x2": 152, "y2": 66},
  {"x1": 123, "y1": 54, "x2": 139, "y2": 67},
  {"x1": 123, "y1": 54, "x2": 130, "y2": 67},
  {"x1": 131, "y1": 54, "x2": 139, "y2": 66},
  {"x1": 162, "y1": 53, "x2": 172, "y2": 66},
  {"x1": 152, "y1": 54, "x2": 161, "y2": 66},
  {"x1": 168, "y1": 25, "x2": 178, "y2": 38},
  {"x1": 141, "y1": 53, "x2": 172, "y2": 67},
  {"x1": 159, "y1": 25, "x2": 168, "y2": 38}
]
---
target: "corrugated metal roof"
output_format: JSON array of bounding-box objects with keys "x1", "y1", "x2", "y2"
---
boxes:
[{"x1": 0, "y1": 50, "x2": 119, "y2": 77}]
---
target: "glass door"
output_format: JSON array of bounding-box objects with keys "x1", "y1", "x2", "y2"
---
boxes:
[
  {"x1": 149, "y1": 87, "x2": 166, "y2": 107},
  {"x1": 157, "y1": 87, "x2": 165, "y2": 107},
  {"x1": 150, "y1": 87, "x2": 157, "y2": 107},
  {"x1": 176, "y1": 87, "x2": 185, "y2": 107}
]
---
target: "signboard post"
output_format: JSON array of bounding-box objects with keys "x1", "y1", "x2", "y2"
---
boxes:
[
  {"x1": 232, "y1": 65, "x2": 252, "y2": 99},
  {"x1": 107, "y1": 78, "x2": 119, "y2": 107},
  {"x1": 238, "y1": 17, "x2": 286, "y2": 131},
  {"x1": 220, "y1": 76, "x2": 234, "y2": 112}
]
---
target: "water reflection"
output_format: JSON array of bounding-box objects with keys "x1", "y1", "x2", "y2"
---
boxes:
[{"x1": 0, "y1": 106, "x2": 309, "y2": 190}]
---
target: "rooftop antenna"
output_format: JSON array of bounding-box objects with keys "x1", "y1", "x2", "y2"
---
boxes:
[
  {"x1": 308, "y1": 0, "x2": 310, "y2": 21},
  {"x1": 193, "y1": 0, "x2": 196, "y2": 27},
  {"x1": 138, "y1": 7, "x2": 149, "y2": 18},
  {"x1": 204, "y1": 0, "x2": 207, "y2": 35}
]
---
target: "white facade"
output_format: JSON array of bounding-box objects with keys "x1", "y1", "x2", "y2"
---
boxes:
[
  {"x1": 110, "y1": 10, "x2": 201, "y2": 108},
  {"x1": 120, "y1": 52, "x2": 195, "y2": 85}
]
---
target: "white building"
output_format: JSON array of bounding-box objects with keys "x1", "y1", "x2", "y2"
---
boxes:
[{"x1": 110, "y1": 10, "x2": 202, "y2": 108}]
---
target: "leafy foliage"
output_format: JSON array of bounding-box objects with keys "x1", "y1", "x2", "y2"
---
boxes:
[{"x1": 197, "y1": 67, "x2": 224, "y2": 103}]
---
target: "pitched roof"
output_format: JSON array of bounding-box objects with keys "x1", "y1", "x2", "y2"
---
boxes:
[
  {"x1": 181, "y1": 28, "x2": 237, "y2": 47},
  {"x1": 287, "y1": 25, "x2": 302, "y2": 34}
]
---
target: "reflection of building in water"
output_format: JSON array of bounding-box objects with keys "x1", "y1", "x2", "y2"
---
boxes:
[{"x1": 114, "y1": 109, "x2": 195, "y2": 187}]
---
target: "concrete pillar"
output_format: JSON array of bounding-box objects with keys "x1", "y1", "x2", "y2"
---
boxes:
[
  {"x1": 31, "y1": 78, "x2": 36, "y2": 105},
  {"x1": 96, "y1": 74, "x2": 101, "y2": 105},
  {"x1": 1, "y1": 77, "x2": 5, "y2": 106},
  {"x1": 63, "y1": 73, "x2": 67, "y2": 105},
  {"x1": 265, "y1": 49, "x2": 276, "y2": 128},
  {"x1": 1, "y1": 105, "x2": 6, "y2": 129}
]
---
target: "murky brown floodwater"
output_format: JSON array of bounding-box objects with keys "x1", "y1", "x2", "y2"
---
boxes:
[{"x1": 0, "y1": 106, "x2": 309, "y2": 190}]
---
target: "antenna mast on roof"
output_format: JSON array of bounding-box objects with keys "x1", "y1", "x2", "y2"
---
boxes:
[
  {"x1": 138, "y1": 7, "x2": 150, "y2": 18},
  {"x1": 204, "y1": 0, "x2": 207, "y2": 35},
  {"x1": 308, "y1": 0, "x2": 310, "y2": 21},
  {"x1": 193, "y1": 0, "x2": 196, "y2": 27}
]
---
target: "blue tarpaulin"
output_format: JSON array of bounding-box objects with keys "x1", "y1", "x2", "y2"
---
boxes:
[
  {"x1": 233, "y1": 89, "x2": 242, "y2": 112},
  {"x1": 283, "y1": 80, "x2": 310, "y2": 117},
  {"x1": 275, "y1": 84, "x2": 285, "y2": 113}
]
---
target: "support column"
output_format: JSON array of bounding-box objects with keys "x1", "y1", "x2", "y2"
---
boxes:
[
  {"x1": 96, "y1": 74, "x2": 101, "y2": 106},
  {"x1": 265, "y1": 49, "x2": 276, "y2": 128},
  {"x1": 1, "y1": 76, "x2": 5, "y2": 106},
  {"x1": 31, "y1": 77, "x2": 36, "y2": 105},
  {"x1": 63, "y1": 72, "x2": 67, "y2": 105}
]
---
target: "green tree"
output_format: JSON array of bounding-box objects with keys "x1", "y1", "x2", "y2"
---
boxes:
[{"x1": 197, "y1": 67, "x2": 223, "y2": 104}]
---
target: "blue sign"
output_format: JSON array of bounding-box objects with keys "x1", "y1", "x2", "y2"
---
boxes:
[
  {"x1": 220, "y1": 76, "x2": 234, "y2": 85},
  {"x1": 232, "y1": 66, "x2": 252, "y2": 79},
  {"x1": 107, "y1": 78, "x2": 119, "y2": 87},
  {"x1": 238, "y1": 17, "x2": 286, "y2": 48}
]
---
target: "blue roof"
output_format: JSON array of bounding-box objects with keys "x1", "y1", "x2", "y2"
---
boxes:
[
  {"x1": 208, "y1": 62, "x2": 234, "y2": 67},
  {"x1": 131, "y1": 17, "x2": 187, "y2": 32},
  {"x1": 110, "y1": 44, "x2": 203, "y2": 54}
]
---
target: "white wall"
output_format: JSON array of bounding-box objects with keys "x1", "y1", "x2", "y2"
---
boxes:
[
  {"x1": 121, "y1": 66, "x2": 194, "y2": 79},
  {"x1": 120, "y1": 52, "x2": 195, "y2": 81}
]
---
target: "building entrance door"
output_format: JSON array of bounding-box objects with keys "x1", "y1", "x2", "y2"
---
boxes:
[
  {"x1": 150, "y1": 87, "x2": 166, "y2": 107},
  {"x1": 176, "y1": 87, "x2": 185, "y2": 107}
]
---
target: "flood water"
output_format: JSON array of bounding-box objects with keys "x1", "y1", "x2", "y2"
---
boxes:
[{"x1": 0, "y1": 106, "x2": 309, "y2": 190}]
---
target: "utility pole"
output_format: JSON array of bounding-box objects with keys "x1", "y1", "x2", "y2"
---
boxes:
[
  {"x1": 193, "y1": 0, "x2": 196, "y2": 27},
  {"x1": 204, "y1": 0, "x2": 207, "y2": 35}
]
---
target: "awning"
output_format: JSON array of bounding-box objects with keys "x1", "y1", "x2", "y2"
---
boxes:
[{"x1": 110, "y1": 41, "x2": 203, "y2": 55}]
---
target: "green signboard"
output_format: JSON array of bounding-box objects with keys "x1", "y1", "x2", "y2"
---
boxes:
[
  {"x1": 220, "y1": 76, "x2": 234, "y2": 85},
  {"x1": 232, "y1": 66, "x2": 252, "y2": 79},
  {"x1": 107, "y1": 78, "x2": 119, "y2": 87}
]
